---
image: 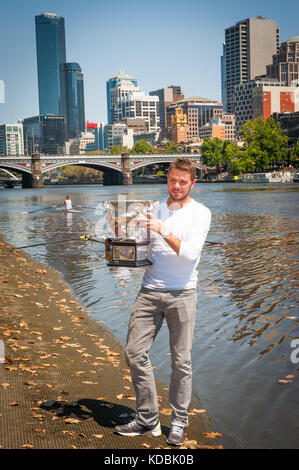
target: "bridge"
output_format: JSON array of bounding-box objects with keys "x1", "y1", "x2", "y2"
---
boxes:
[{"x1": 0, "y1": 153, "x2": 202, "y2": 188}]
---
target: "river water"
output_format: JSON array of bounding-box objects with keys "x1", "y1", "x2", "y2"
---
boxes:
[{"x1": 0, "y1": 182, "x2": 298, "y2": 449}]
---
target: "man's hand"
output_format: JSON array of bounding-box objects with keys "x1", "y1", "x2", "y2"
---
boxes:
[
  {"x1": 146, "y1": 213, "x2": 181, "y2": 255},
  {"x1": 146, "y1": 213, "x2": 162, "y2": 235}
]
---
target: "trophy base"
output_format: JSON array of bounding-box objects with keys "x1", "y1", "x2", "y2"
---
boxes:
[{"x1": 107, "y1": 259, "x2": 152, "y2": 268}]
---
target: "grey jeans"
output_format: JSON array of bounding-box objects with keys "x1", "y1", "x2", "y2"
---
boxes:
[{"x1": 125, "y1": 286, "x2": 197, "y2": 428}]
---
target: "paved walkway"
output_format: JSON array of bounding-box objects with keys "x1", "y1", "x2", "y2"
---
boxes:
[{"x1": 0, "y1": 235, "x2": 222, "y2": 450}]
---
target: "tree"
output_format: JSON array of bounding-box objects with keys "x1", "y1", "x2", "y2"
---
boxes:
[
  {"x1": 131, "y1": 140, "x2": 156, "y2": 154},
  {"x1": 200, "y1": 138, "x2": 227, "y2": 173},
  {"x1": 163, "y1": 142, "x2": 181, "y2": 154},
  {"x1": 110, "y1": 145, "x2": 129, "y2": 155},
  {"x1": 290, "y1": 140, "x2": 299, "y2": 168},
  {"x1": 239, "y1": 117, "x2": 289, "y2": 171},
  {"x1": 85, "y1": 150, "x2": 104, "y2": 155}
]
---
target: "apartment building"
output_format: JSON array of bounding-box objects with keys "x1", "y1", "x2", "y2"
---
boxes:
[
  {"x1": 149, "y1": 85, "x2": 184, "y2": 129},
  {"x1": 233, "y1": 80, "x2": 290, "y2": 133},
  {"x1": 114, "y1": 91, "x2": 160, "y2": 133},
  {"x1": 106, "y1": 72, "x2": 139, "y2": 124},
  {"x1": 167, "y1": 96, "x2": 223, "y2": 140},
  {"x1": 252, "y1": 84, "x2": 298, "y2": 120},
  {"x1": 198, "y1": 117, "x2": 226, "y2": 141},
  {"x1": 223, "y1": 16, "x2": 280, "y2": 113},
  {"x1": 266, "y1": 36, "x2": 299, "y2": 86},
  {"x1": 0, "y1": 123, "x2": 24, "y2": 156}
]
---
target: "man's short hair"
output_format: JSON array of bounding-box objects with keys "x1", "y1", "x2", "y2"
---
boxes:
[{"x1": 168, "y1": 157, "x2": 196, "y2": 181}]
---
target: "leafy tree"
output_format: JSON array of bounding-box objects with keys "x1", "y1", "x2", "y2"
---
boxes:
[
  {"x1": 239, "y1": 117, "x2": 288, "y2": 171},
  {"x1": 200, "y1": 138, "x2": 227, "y2": 173},
  {"x1": 131, "y1": 140, "x2": 156, "y2": 154},
  {"x1": 85, "y1": 150, "x2": 104, "y2": 155},
  {"x1": 163, "y1": 142, "x2": 181, "y2": 154},
  {"x1": 110, "y1": 145, "x2": 129, "y2": 155},
  {"x1": 289, "y1": 140, "x2": 299, "y2": 168}
]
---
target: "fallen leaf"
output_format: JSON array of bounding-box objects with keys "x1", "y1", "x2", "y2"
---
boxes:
[
  {"x1": 4, "y1": 366, "x2": 17, "y2": 372},
  {"x1": 184, "y1": 439, "x2": 198, "y2": 447},
  {"x1": 1, "y1": 383, "x2": 12, "y2": 389},
  {"x1": 122, "y1": 374, "x2": 132, "y2": 382},
  {"x1": 125, "y1": 394, "x2": 136, "y2": 401},
  {"x1": 142, "y1": 442, "x2": 151, "y2": 448},
  {"x1": 204, "y1": 432, "x2": 222, "y2": 439},
  {"x1": 93, "y1": 434, "x2": 104, "y2": 439},
  {"x1": 64, "y1": 417, "x2": 81, "y2": 424},
  {"x1": 189, "y1": 408, "x2": 207, "y2": 414},
  {"x1": 160, "y1": 408, "x2": 172, "y2": 416},
  {"x1": 21, "y1": 443, "x2": 34, "y2": 448}
]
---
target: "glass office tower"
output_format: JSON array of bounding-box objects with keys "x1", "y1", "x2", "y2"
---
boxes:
[
  {"x1": 65, "y1": 63, "x2": 85, "y2": 138},
  {"x1": 35, "y1": 13, "x2": 67, "y2": 119},
  {"x1": 106, "y1": 72, "x2": 138, "y2": 124}
]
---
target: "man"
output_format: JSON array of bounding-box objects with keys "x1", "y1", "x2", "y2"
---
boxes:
[
  {"x1": 64, "y1": 195, "x2": 72, "y2": 210},
  {"x1": 115, "y1": 157, "x2": 211, "y2": 446}
]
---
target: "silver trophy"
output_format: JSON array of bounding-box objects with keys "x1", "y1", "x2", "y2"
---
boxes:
[{"x1": 102, "y1": 198, "x2": 157, "y2": 267}]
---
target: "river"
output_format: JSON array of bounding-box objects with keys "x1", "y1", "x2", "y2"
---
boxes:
[{"x1": 0, "y1": 182, "x2": 298, "y2": 449}]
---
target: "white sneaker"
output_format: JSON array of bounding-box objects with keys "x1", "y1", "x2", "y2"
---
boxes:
[{"x1": 115, "y1": 419, "x2": 161, "y2": 437}]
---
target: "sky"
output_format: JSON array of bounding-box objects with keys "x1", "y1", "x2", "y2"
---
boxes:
[{"x1": 0, "y1": 0, "x2": 298, "y2": 125}]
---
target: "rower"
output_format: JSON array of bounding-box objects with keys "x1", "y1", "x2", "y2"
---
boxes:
[{"x1": 64, "y1": 195, "x2": 72, "y2": 210}]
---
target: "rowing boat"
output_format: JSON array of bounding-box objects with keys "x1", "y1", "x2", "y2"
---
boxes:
[{"x1": 56, "y1": 208, "x2": 82, "y2": 213}]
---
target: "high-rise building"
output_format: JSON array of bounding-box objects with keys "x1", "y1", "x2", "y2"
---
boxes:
[
  {"x1": 35, "y1": 13, "x2": 67, "y2": 118},
  {"x1": 224, "y1": 16, "x2": 280, "y2": 113},
  {"x1": 149, "y1": 86, "x2": 184, "y2": 129},
  {"x1": 277, "y1": 111, "x2": 299, "y2": 145},
  {"x1": 35, "y1": 13, "x2": 85, "y2": 140},
  {"x1": 65, "y1": 63, "x2": 85, "y2": 138},
  {"x1": 85, "y1": 122, "x2": 105, "y2": 152},
  {"x1": 114, "y1": 91, "x2": 160, "y2": 132},
  {"x1": 252, "y1": 84, "x2": 296, "y2": 120},
  {"x1": 198, "y1": 117, "x2": 226, "y2": 141},
  {"x1": 167, "y1": 97, "x2": 223, "y2": 141},
  {"x1": 266, "y1": 36, "x2": 299, "y2": 86},
  {"x1": 106, "y1": 72, "x2": 139, "y2": 124},
  {"x1": 23, "y1": 115, "x2": 66, "y2": 155},
  {"x1": 221, "y1": 44, "x2": 227, "y2": 111},
  {"x1": 0, "y1": 123, "x2": 24, "y2": 156},
  {"x1": 233, "y1": 80, "x2": 298, "y2": 133}
]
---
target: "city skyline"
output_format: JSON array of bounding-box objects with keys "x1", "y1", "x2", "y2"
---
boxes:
[{"x1": 1, "y1": 0, "x2": 298, "y2": 125}]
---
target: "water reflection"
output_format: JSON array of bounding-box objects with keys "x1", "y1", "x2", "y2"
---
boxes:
[{"x1": 210, "y1": 214, "x2": 299, "y2": 356}]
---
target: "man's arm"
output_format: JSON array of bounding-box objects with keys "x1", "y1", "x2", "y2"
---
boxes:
[
  {"x1": 146, "y1": 210, "x2": 211, "y2": 260},
  {"x1": 146, "y1": 213, "x2": 181, "y2": 254}
]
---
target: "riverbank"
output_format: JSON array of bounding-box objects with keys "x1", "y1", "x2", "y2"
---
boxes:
[{"x1": 0, "y1": 234, "x2": 222, "y2": 450}]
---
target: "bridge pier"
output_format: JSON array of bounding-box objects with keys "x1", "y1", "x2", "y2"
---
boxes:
[
  {"x1": 22, "y1": 153, "x2": 44, "y2": 188},
  {"x1": 121, "y1": 153, "x2": 133, "y2": 185}
]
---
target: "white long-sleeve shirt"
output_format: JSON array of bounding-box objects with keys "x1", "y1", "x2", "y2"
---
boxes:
[{"x1": 142, "y1": 198, "x2": 211, "y2": 290}]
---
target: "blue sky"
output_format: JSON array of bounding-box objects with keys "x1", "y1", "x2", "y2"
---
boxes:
[{"x1": 0, "y1": 0, "x2": 298, "y2": 125}]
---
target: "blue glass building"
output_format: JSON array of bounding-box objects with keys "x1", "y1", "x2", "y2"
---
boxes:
[
  {"x1": 35, "y1": 13, "x2": 85, "y2": 141},
  {"x1": 65, "y1": 63, "x2": 85, "y2": 138},
  {"x1": 35, "y1": 13, "x2": 67, "y2": 118}
]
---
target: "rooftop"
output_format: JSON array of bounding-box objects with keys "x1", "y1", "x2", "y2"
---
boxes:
[{"x1": 286, "y1": 36, "x2": 299, "y2": 43}]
